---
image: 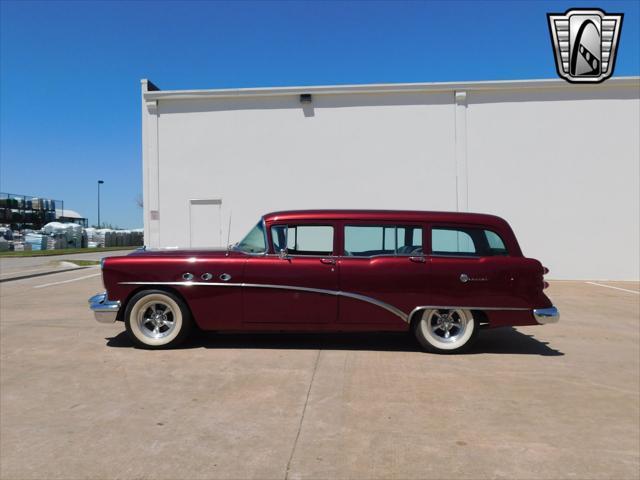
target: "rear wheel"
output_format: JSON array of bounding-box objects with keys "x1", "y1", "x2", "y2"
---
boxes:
[
  {"x1": 413, "y1": 308, "x2": 477, "y2": 353},
  {"x1": 124, "y1": 290, "x2": 192, "y2": 349}
]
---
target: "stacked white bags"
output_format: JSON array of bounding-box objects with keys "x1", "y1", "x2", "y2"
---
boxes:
[
  {"x1": 94, "y1": 229, "x2": 144, "y2": 247},
  {"x1": 0, "y1": 227, "x2": 12, "y2": 240},
  {"x1": 84, "y1": 228, "x2": 101, "y2": 248},
  {"x1": 67, "y1": 224, "x2": 83, "y2": 248},
  {"x1": 13, "y1": 243, "x2": 32, "y2": 252},
  {"x1": 98, "y1": 229, "x2": 112, "y2": 247},
  {"x1": 131, "y1": 229, "x2": 144, "y2": 246},
  {"x1": 43, "y1": 222, "x2": 83, "y2": 248},
  {"x1": 25, "y1": 233, "x2": 47, "y2": 251},
  {"x1": 3, "y1": 224, "x2": 144, "y2": 251},
  {"x1": 46, "y1": 235, "x2": 66, "y2": 250}
]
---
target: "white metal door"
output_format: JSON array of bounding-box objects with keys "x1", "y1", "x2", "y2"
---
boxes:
[{"x1": 189, "y1": 199, "x2": 222, "y2": 247}]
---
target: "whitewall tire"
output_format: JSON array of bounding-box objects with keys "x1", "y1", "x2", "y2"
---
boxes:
[
  {"x1": 413, "y1": 308, "x2": 477, "y2": 353},
  {"x1": 125, "y1": 290, "x2": 192, "y2": 349}
]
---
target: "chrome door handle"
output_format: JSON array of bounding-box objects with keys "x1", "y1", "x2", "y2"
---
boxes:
[
  {"x1": 409, "y1": 256, "x2": 426, "y2": 263},
  {"x1": 320, "y1": 258, "x2": 336, "y2": 265}
]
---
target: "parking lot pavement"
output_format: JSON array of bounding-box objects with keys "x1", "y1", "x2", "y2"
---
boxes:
[
  {"x1": 0, "y1": 249, "x2": 134, "y2": 280},
  {"x1": 0, "y1": 275, "x2": 638, "y2": 480}
]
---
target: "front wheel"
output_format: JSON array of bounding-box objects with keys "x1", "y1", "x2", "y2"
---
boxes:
[
  {"x1": 124, "y1": 290, "x2": 192, "y2": 349},
  {"x1": 413, "y1": 308, "x2": 477, "y2": 354}
]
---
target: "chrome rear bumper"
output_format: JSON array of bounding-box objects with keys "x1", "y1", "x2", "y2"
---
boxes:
[
  {"x1": 533, "y1": 306, "x2": 560, "y2": 324},
  {"x1": 89, "y1": 292, "x2": 121, "y2": 324}
]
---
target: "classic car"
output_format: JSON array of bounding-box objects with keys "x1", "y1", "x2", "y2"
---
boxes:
[{"x1": 89, "y1": 210, "x2": 559, "y2": 352}]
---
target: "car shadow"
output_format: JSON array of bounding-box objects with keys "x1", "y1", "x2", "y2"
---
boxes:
[
  {"x1": 468, "y1": 327, "x2": 564, "y2": 356},
  {"x1": 106, "y1": 327, "x2": 563, "y2": 356}
]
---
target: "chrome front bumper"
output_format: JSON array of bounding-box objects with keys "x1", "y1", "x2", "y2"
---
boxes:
[
  {"x1": 533, "y1": 306, "x2": 560, "y2": 325},
  {"x1": 89, "y1": 292, "x2": 121, "y2": 324}
]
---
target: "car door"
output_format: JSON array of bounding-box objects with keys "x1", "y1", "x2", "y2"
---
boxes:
[
  {"x1": 426, "y1": 225, "x2": 515, "y2": 307},
  {"x1": 338, "y1": 222, "x2": 428, "y2": 329},
  {"x1": 242, "y1": 222, "x2": 339, "y2": 327}
]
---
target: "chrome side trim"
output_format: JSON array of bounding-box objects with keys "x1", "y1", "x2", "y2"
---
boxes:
[
  {"x1": 88, "y1": 291, "x2": 121, "y2": 324},
  {"x1": 119, "y1": 281, "x2": 410, "y2": 322},
  {"x1": 118, "y1": 281, "x2": 534, "y2": 325},
  {"x1": 338, "y1": 290, "x2": 409, "y2": 321}
]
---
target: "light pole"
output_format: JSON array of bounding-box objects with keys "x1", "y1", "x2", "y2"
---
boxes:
[{"x1": 97, "y1": 180, "x2": 104, "y2": 228}]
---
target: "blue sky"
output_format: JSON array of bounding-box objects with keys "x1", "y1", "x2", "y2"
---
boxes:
[{"x1": 1, "y1": 0, "x2": 638, "y2": 228}]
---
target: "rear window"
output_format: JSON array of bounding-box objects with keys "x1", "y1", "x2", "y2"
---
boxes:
[{"x1": 431, "y1": 227, "x2": 508, "y2": 257}]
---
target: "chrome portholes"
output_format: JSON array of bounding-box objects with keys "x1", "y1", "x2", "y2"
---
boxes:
[
  {"x1": 182, "y1": 272, "x2": 194, "y2": 281},
  {"x1": 136, "y1": 299, "x2": 177, "y2": 339},
  {"x1": 219, "y1": 273, "x2": 232, "y2": 282},
  {"x1": 201, "y1": 273, "x2": 213, "y2": 281}
]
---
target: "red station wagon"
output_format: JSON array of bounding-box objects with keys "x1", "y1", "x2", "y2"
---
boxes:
[{"x1": 89, "y1": 210, "x2": 559, "y2": 353}]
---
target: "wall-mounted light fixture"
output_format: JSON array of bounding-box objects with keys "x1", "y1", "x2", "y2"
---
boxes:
[{"x1": 299, "y1": 94, "x2": 312, "y2": 104}]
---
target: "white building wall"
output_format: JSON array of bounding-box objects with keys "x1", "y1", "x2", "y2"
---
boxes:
[
  {"x1": 467, "y1": 87, "x2": 640, "y2": 281},
  {"x1": 142, "y1": 78, "x2": 640, "y2": 280}
]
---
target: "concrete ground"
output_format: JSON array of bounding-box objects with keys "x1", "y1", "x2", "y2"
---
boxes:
[
  {"x1": 0, "y1": 249, "x2": 134, "y2": 280},
  {"x1": 0, "y1": 269, "x2": 638, "y2": 480}
]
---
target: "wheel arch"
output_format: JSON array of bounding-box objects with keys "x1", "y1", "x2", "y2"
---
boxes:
[
  {"x1": 116, "y1": 286, "x2": 195, "y2": 324},
  {"x1": 408, "y1": 307, "x2": 489, "y2": 328},
  {"x1": 408, "y1": 307, "x2": 426, "y2": 329}
]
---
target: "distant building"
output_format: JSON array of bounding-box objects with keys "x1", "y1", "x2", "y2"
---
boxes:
[{"x1": 56, "y1": 209, "x2": 88, "y2": 227}]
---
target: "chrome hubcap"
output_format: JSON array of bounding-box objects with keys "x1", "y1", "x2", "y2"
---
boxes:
[
  {"x1": 138, "y1": 301, "x2": 176, "y2": 339},
  {"x1": 429, "y1": 309, "x2": 467, "y2": 343}
]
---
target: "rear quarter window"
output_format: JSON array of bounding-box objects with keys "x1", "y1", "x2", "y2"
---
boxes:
[
  {"x1": 432, "y1": 228, "x2": 476, "y2": 255},
  {"x1": 431, "y1": 227, "x2": 509, "y2": 257},
  {"x1": 484, "y1": 229, "x2": 508, "y2": 256}
]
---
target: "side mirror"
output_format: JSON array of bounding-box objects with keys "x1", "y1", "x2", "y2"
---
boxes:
[{"x1": 278, "y1": 248, "x2": 288, "y2": 259}]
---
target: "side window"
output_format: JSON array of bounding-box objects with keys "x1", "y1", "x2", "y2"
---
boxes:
[
  {"x1": 271, "y1": 225, "x2": 333, "y2": 256},
  {"x1": 431, "y1": 228, "x2": 477, "y2": 256},
  {"x1": 397, "y1": 227, "x2": 423, "y2": 253},
  {"x1": 484, "y1": 230, "x2": 508, "y2": 256},
  {"x1": 344, "y1": 225, "x2": 423, "y2": 257},
  {"x1": 235, "y1": 221, "x2": 266, "y2": 254},
  {"x1": 431, "y1": 227, "x2": 510, "y2": 256}
]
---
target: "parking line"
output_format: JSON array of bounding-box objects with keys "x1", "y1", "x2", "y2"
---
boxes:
[
  {"x1": 585, "y1": 281, "x2": 640, "y2": 295},
  {"x1": 33, "y1": 273, "x2": 101, "y2": 289},
  {"x1": 0, "y1": 267, "x2": 89, "y2": 283},
  {"x1": 0, "y1": 266, "x2": 57, "y2": 278}
]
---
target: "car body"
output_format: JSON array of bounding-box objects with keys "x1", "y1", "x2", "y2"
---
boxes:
[{"x1": 89, "y1": 210, "x2": 559, "y2": 352}]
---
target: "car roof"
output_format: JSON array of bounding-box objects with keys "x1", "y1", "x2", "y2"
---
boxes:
[{"x1": 263, "y1": 209, "x2": 508, "y2": 227}]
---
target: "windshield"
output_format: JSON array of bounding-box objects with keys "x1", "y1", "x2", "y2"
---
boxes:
[{"x1": 234, "y1": 220, "x2": 267, "y2": 254}]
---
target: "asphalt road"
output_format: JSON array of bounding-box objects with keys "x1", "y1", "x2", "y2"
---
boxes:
[{"x1": 0, "y1": 270, "x2": 638, "y2": 480}]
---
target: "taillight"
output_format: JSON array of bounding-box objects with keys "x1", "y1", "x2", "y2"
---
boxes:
[
  {"x1": 542, "y1": 266, "x2": 549, "y2": 275},
  {"x1": 543, "y1": 281, "x2": 549, "y2": 289}
]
